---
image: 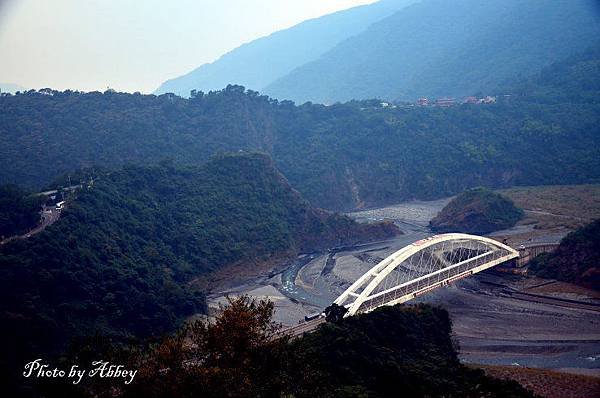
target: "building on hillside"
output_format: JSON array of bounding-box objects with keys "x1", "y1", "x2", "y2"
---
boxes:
[
  {"x1": 417, "y1": 97, "x2": 429, "y2": 106},
  {"x1": 464, "y1": 96, "x2": 478, "y2": 104},
  {"x1": 481, "y1": 95, "x2": 497, "y2": 104},
  {"x1": 435, "y1": 97, "x2": 455, "y2": 107}
]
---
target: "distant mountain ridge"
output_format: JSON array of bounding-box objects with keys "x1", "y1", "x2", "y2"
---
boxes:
[
  {"x1": 154, "y1": 0, "x2": 417, "y2": 97},
  {"x1": 265, "y1": 0, "x2": 600, "y2": 103}
]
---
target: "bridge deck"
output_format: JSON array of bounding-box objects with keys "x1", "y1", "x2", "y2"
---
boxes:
[{"x1": 281, "y1": 317, "x2": 326, "y2": 338}]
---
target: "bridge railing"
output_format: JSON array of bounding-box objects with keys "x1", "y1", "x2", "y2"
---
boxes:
[{"x1": 355, "y1": 249, "x2": 513, "y2": 313}]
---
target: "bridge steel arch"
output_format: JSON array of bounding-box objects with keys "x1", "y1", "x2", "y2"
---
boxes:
[{"x1": 333, "y1": 233, "x2": 519, "y2": 317}]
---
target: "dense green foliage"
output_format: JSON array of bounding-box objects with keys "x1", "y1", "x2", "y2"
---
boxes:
[
  {"x1": 155, "y1": 0, "x2": 415, "y2": 96},
  {"x1": 266, "y1": 0, "x2": 600, "y2": 103},
  {"x1": 0, "y1": 153, "x2": 397, "y2": 392},
  {"x1": 0, "y1": 184, "x2": 44, "y2": 238},
  {"x1": 39, "y1": 298, "x2": 532, "y2": 397},
  {"x1": 290, "y1": 305, "x2": 531, "y2": 397},
  {"x1": 529, "y1": 219, "x2": 600, "y2": 290},
  {"x1": 1, "y1": 43, "x2": 600, "y2": 211},
  {"x1": 430, "y1": 187, "x2": 523, "y2": 234}
]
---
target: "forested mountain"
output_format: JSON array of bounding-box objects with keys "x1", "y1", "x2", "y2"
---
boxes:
[
  {"x1": 266, "y1": 0, "x2": 600, "y2": 103},
  {"x1": 430, "y1": 188, "x2": 523, "y2": 234},
  {"x1": 1, "y1": 44, "x2": 600, "y2": 210},
  {"x1": 155, "y1": 0, "x2": 416, "y2": 97},
  {"x1": 513, "y1": 44, "x2": 600, "y2": 105},
  {"x1": 0, "y1": 152, "x2": 397, "y2": 390},
  {"x1": 0, "y1": 185, "x2": 45, "y2": 238},
  {"x1": 529, "y1": 219, "x2": 600, "y2": 290}
]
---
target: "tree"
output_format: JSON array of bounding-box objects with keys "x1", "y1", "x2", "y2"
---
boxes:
[{"x1": 124, "y1": 296, "x2": 290, "y2": 398}]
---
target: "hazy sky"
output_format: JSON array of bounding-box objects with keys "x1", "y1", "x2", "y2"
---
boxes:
[{"x1": 0, "y1": 0, "x2": 376, "y2": 93}]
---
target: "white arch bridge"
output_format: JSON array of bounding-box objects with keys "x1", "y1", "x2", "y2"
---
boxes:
[
  {"x1": 333, "y1": 233, "x2": 518, "y2": 316},
  {"x1": 288, "y1": 233, "x2": 519, "y2": 334}
]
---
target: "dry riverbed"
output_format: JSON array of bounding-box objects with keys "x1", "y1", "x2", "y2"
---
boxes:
[{"x1": 208, "y1": 186, "x2": 600, "y2": 376}]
